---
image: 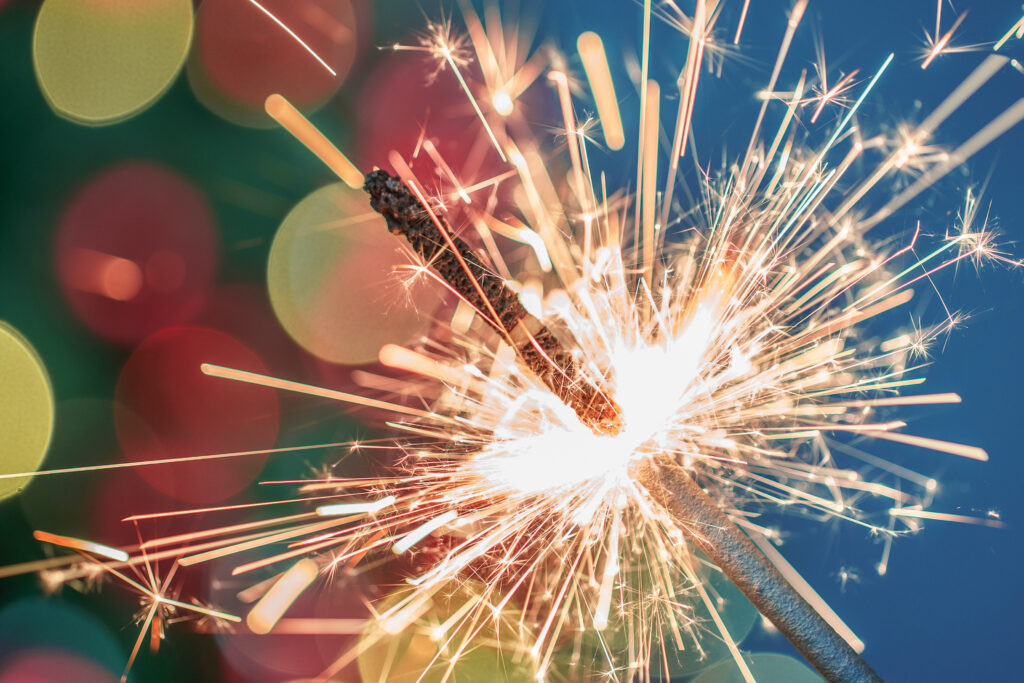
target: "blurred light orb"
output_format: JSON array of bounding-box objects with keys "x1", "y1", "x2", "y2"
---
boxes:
[
  {"x1": 114, "y1": 326, "x2": 279, "y2": 504},
  {"x1": 0, "y1": 651, "x2": 117, "y2": 683},
  {"x1": 691, "y1": 652, "x2": 823, "y2": 683},
  {"x1": 214, "y1": 558, "x2": 368, "y2": 682},
  {"x1": 357, "y1": 584, "x2": 534, "y2": 683},
  {"x1": 32, "y1": 0, "x2": 193, "y2": 125},
  {"x1": 0, "y1": 600, "x2": 123, "y2": 682},
  {"x1": 55, "y1": 162, "x2": 219, "y2": 346},
  {"x1": 268, "y1": 182, "x2": 436, "y2": 365},
  {"x1": 0, "y1": 324, "x2": 54, "y2": 501},
  {"x1": 492, "y1": 89, "x2": 514, "y2": 117},
  {"x1": 188, "y1": 0, "x2": 359, "y2": 127}
]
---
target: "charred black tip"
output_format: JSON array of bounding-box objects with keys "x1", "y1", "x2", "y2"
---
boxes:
[{"x1": 363, "y1": 170, "x2": 424, "y2": 235}]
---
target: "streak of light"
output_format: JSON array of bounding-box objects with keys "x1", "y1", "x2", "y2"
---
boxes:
[
  {"x1": 156, "y1": 597, "x2": 241, "y2": 623},
  {"x1": 123, "y1": 492, "x2": 362, "y2": 522},
  {"x1": 862, "y1": 430, "x2": 988, "y2": 461},
  {"x1": 244, "y1": 0, "x2": 337, "y2": 76},
  {"x1": 439, "y1": 41, "x2": 508, "y2": 162},
  {"x1": 821, "y1": 53, "x2": 893, "y2": 156},
  {"x1": 641, "y1": 79, "x2": 661, "y2": 283},
  {"x1": 247, "y1": 559, "x2": 320, "y2": 634},
  {"x1": 0, "y1": 442, "x2": 353, "y2": 480},
  {"x1": 270, "y1": 618, "x2": 366, "y2": 634},
  {"x1": 592, "y1": 514, "x2": 620, "y2": 630},
  {"x1": 421, "y1": 140, "x2": 471, "y2": 203},
  {"x1": 379, "y1": 344, "x2": 472, "y2": 386},
  {"x1": 682, "y1": 561, "x2": 756, "y2": 683},
  {"x1": 265, "y1": 94, "x2": 362, "y2": 187},
  {"x1": 734, "y1": 0, "x2": 752, "y2": 44},
  {"x1": 577, "y1": 32, "x2": 625, "y2": 150},
  {"x1": 393, "y1": 510, "x2": 459, "y2": 554},
  {"x1": 33, "y1": 531, "x2": 128, "y2": 562},
  {"x1": 660, "y1": 0, "x2": 709, "y2": 232},
  {"x1": 316, "y1": 495, "x2": 397, "y2": 517},
  {"x1": 994, "y1": 13, "x2": 1024, "y2": 51},
  {"x1": 64, "y1": 248, "x2": 142, "y2": 301},
  {"x1": 890, "y1": 508, "x2": 1005, "y2": 528},
  {"x1": 742, "y1": 0, "x2": 808, "y2": 168},
  {"x1": 834, "y1": 393, "x2": 960, "y2": 408},
  {"x1": 178, "y1": 517, "x2": 354, "y2": 567},
  {"x1": 201, "y1": 364, "x2": 439, "y2": 420}
]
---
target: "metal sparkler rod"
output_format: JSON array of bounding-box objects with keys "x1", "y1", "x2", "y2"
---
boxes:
[
  {"x1": 363, "y1": 170, "x2": 883, "y2": 683},
  {"x1": 630, "y1": 455, "x2": 883, "y2": 683}
]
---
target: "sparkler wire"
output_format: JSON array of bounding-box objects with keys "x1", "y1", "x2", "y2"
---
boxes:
[{"x1": 630, "y1": 456, "x2": 883, "y2": 683}]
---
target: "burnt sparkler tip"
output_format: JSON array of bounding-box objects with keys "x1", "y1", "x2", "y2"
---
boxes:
[{"x1": 364, "y1": 170, "x2": 424, "y2": 235}]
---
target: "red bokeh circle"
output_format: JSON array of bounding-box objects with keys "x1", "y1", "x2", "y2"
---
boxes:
[
  {"x1": 192, "y1": 0, "x2": 360, "y2": 122},
  {"x1": 0, "y1": 650, "x2": 116, "y2": 683},
  {"x1": 355, "y1": 51, "x2": 475, "y2": 173},
  {"x1": 114, "y1": 326, "x2": 279, "y2": 504},
  {"x1": 55, "y1": 161, "x2": 218, "y2": 346}
]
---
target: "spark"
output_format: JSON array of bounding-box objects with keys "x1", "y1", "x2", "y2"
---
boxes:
[
  {"x1": 994, "y1": 11, "x2": 1024, "y2": 51},
  {"x1": 33, "y1": 531, "x2": 129, "y2": 562},
  {"x1": 244, "y1": 0, "x2": 337, "y2": 76},
  {"x1": 316, "y1": 495, "x2": 397, "y2": 517},
  {"x1": 264, "y1": 94, "x2": 362, "y2": 188},
  {"x1": 393, "y1": 510, "x2": 460, "y2": 555},
  {"x1": 890, "y1": 507, "x2": 1006, "y2": 528},
  {"x1": 70, "y1": 531, "x2": 241, "y2": 683},
  {"x1": 577, "y1": 32, "x2": 625, "y2": 150},
  {"x1": 200, "y1": 363, "x2": 440, "y2": 420},
  {"x1": 392, "y1": 18, "x2": 508, "y2": 161},
  {"x1": 920, "y1": 3, "x2": 971, "y2": 69},
  {"x1": 805, "y1": 35, "x2": 861, "y2": 124},
  {"x1": 246, "y1": 559, "x2": 320, "y2": 634}
]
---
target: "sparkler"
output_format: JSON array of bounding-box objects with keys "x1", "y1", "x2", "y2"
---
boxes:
[{"x1": 4, "y1": 2, "x2": 1020, "y2": 682}]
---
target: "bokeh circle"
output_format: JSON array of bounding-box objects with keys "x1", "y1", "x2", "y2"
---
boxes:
[
  {"x1": 55, "y1": 161, "x2": 219, "y2": 346},
  {"x1": 691, "y1": 652, "x2": 823, "y2": 683},
  {"x1": 188, "y1": 0, "x2": 359, "y2": 127},
  {"x1": 0, "y1": 324, "x2": 54, "y2": 500},
  {"x1": 0, "y1": 599, "x2": 123, "y2": 681},
  {"x1": 267, "y1": 182, "x2": 437, "y2": 365},
  {"x1": 114, "y1": 326, "x2": 279, "y2": 504},
  {"x1": 33, "y1": 0, "x2": 193, "y2": 125}
]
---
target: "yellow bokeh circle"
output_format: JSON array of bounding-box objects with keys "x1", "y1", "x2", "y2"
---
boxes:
[
  {"x1": 268, "y1": 183, "x2": 436, "y2": 365},
  {"x1": 33, "y1": 0, "x2": 193, "y2": 125},
  {"x1": 0, "y1": 323, "x2": 55, "y2": 500},
  {"x1": 357, "y1": 583, "x2": 534, "y2": 683}
]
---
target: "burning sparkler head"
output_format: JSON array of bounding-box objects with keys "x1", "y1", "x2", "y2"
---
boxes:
[{"x1": 364, "y1": 169, "x2": 624, "y2": 436}]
